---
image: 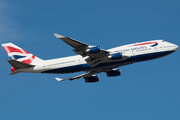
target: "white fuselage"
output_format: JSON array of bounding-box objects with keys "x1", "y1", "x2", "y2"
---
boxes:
[{"x1": 18, "y1": 40, "x2": 178, "y2": 74}]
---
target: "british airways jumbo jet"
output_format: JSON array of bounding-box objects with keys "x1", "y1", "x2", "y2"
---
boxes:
[{"x1": 1, "y1": 33, "x2": 178, "y2": 83}]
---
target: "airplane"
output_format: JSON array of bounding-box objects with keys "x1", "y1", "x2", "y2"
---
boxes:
[{"x1": 1, "y1": 33, "x2": 179, "y2": 83}]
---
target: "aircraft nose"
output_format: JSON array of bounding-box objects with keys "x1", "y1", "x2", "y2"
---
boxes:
[
  {"x1": 175, "y1": 45, "x2": 179, "y2": 50},
  {"x1": 174, "y1": 44, "x2": 179, "y2": 51}
]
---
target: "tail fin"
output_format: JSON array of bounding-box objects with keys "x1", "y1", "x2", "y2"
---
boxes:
[
  {"x1": 2, "y1": 43, "x2": 44, "y2": 74},
  {"x1": 1, "y1": 43, "x2": 44, "y2": 65}
]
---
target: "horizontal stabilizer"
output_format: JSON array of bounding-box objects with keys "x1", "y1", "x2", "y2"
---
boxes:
[
  {"x1": 7, "y1": 59, "x2": 35, "y2": 69},
  {"x1": 9, "y1": 71, "x2": 21, "y2": 75}
]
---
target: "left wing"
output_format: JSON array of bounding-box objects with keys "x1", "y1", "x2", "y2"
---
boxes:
[
  {"x1": 55, "y1": 69, "x2": 102, "y2": 81},
  {"x1": 54, "y1": 33, "x2": 109, "y2": 67}
]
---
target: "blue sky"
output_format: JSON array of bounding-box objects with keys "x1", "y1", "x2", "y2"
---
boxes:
[{"x1": 0, "y1": 0, "x2": 180, "y2": 120}]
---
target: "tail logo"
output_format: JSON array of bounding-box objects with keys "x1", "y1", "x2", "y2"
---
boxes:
[{"x1": 3, "y1": 46, "x2": 35, "y2": 64}]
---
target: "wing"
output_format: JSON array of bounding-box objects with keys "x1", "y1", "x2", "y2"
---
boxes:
[
  {"x1": 54, "y1": 33, "x2": 109, "y2": 67},
  {"x1": 55, "y1": 69, "x2": 102, "y2": 81}
]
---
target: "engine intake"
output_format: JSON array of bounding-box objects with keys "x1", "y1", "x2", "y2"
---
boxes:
[
  {"x1": 85, "y1": 75, "x2": 99, "y2": 83},
  {"x1": 108, "y1": 53, "x2": 123, "y2": 60},
  {"x1": 106, "y1": 69, "x2": 121, "y2": 77},
  {"x1": 86, "y1": 46, "x2": 101, "y2": 54}
]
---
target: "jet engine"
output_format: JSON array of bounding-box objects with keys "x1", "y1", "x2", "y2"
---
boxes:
[
  {"x1": 85, "y1": 75, "x2": 99, "y2": 83},
  {"x1": 106, "y1": 69, "x2": 121, "y2": 77},
  {"x1": 86, "y1": 46, "x2": 101, "y2": 54},
  {"x1": 108, "y1": 53, "x2": 123, "y2": 60}
]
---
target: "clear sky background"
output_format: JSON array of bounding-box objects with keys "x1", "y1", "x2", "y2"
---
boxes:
[{"x1": 0, "y1": 0, "x2": 180, "y2": 120}]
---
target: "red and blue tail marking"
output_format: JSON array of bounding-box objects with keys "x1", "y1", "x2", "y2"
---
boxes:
[
  {"x1": 2, "y1": 44, "x2": 35, "y2": 64},
  {"x1": 1, "y1": 43, "x2": 44, "y2": 72}
]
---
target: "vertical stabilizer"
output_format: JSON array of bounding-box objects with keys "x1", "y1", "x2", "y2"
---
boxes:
[{"x1": 1, "y1": 43, "x2": 44, "y2": 65}]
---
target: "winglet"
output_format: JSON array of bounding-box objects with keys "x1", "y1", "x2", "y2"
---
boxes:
[
  {"x1": 55, "y1": 77, "x2": 65, "y2": 81},
  {"x1": 54, "y1": 33, "x2": 65, "y2": 39}
]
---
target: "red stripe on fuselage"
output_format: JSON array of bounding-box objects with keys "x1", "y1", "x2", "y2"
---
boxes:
[{"x1": 133, "y1": 42, "x2": 157, "y2": 46}]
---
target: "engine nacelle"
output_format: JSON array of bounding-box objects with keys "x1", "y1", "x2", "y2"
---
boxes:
[
  {"x1": 86, "y1": 46, "x2": 101, "y2": 54},
  {"x1": 108, "y1": 53, "x2": 123, "y2": 60},
  {"x1": 85, "y1": 75, "x2": 99, "y2": 83},
  {"x1": 106, "y1": 69, "x2": 121, "y2": 77}
]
